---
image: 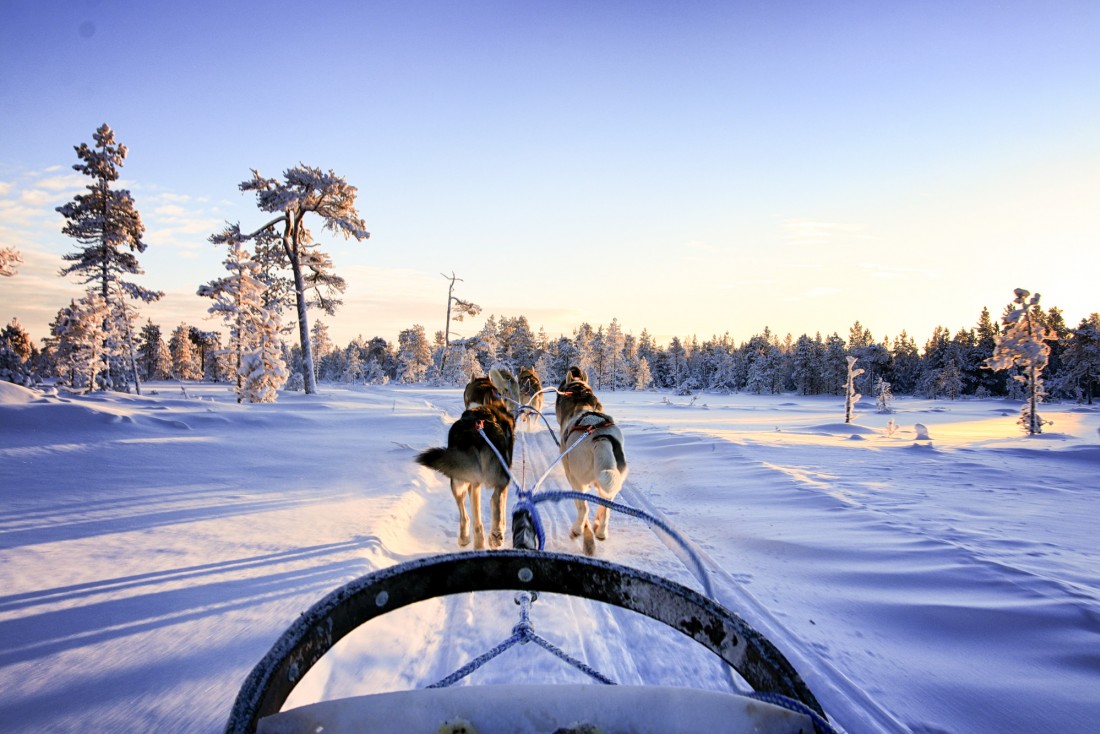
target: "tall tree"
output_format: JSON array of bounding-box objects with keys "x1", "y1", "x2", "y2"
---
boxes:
[
  {"x1": 240, "y1": 165, "x2": 369, "y2": 394},
  {"x1": 55, "y1": 124, "x2": 162, "y2": 392}
]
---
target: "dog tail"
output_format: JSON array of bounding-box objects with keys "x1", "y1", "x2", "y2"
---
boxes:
[
  {"x1": 593, "y1": 435, "x2": 628, "y2": 497},
  {"x1": 415, "y1": 446, "x2": 476, "y2": 478}
]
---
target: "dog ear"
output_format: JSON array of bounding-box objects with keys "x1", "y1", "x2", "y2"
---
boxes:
[{"x1": 488, "y1": 368, "x2": 513, "y2": 396}]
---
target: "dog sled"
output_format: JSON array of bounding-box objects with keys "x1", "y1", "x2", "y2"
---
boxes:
[
  {"x1": 224, "y1": 550, "x2": 837, "y2": 734},
  {"x1": 225, "y1": 375, "x2": 841, "y2": 734}
]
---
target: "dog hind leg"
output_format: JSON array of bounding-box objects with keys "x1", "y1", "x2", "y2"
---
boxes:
[
  {"x1": 488, "y1": 485, "x2": 506, "y2": 549},
  {"x1": 469, "y1": 482, "x2": 486, "y2": 550},
  {"x1": 451, "y1": 479, "x2": 471, "y2": 547}
]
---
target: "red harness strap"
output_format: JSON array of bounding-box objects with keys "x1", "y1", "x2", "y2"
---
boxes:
[{"x1": 567, "y1": 412, "x2": 615, "y2": 438}]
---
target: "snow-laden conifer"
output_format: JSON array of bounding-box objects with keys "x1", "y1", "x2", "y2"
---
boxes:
[
  {"x1": 239, "y1": 311, "x2": 289, "y2": 403},
  {"x1": 1, "y1": 318, "x2": 34, "y2": 385},
  {"x1": 49, "y1": 294, "x2": 110, "y2": 392},
  {"x1": 1061, "y1": 314, "x2": 1100, "y2": 404},
  {"x1": 875, "y1": 377, "x2": 894, "y2": 414},
  {"x1": 239, "y1": 165, "x2": 369, "y2": 395},
  {"x1": 985, "y1": 289, "x2": 1055, "y2": 434},
  {"x1": 55, "y1": 124, "x2": 162, "y2": 392},
  {"x1": 198, "y1": 224, "x2": 287, "y2": 403},
  {"x1": 396, "y1": 325, "x2": 432, "y2": 384},
  {"x1": 169, "y1": 323, "x2": 203, "y2": 382}
]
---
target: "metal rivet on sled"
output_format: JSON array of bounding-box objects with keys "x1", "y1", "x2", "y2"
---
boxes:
[
  {"x1": 517, "y1": 567, "x2": 533, "y2": 583},
  {"x1": 375, "y1": 591, "x2": 389, "y2": 607}
]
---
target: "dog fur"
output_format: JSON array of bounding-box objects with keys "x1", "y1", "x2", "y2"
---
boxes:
[
  {"x1": 418, "y1": 369, "x2": 516, "y2": 549},
  {"x1": 555, "y1": 367, "x2": 628, "y2": 555},
  {"x1": 463, "y1": 374, "x2": 506, "y2": 410},
  {"x1": 517, "y1": 367, "x2": 544, "y2": 428}
]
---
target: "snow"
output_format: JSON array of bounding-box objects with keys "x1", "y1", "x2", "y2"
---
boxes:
[{"x1": 1, "y1": 381, "x2": 1098, "y2": 733}]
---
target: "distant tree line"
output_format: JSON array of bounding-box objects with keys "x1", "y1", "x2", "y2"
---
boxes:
[{"x1": 10, "y1": 302, "x2": 1098, "y2": 406}]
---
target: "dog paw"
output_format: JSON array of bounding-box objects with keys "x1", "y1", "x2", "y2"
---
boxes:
[
  {"x1": 582, "y1": 527, "x2": 596, "y2": 556},
  {"x1": 488, "y1": 530, "x2": 503, "y2": 549}
]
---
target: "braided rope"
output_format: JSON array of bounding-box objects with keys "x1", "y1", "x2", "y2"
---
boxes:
[{"x1": 428, "y1": 592, "x2": 615, "y2": 688}]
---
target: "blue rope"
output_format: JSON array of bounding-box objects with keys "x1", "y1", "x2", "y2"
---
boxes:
[
  {"x1": 746, "y1": 692, "x2": 841, "y2": 734},
  {"x1": 530, "y1": 490, "x2": 715, "y2": 599},
  {"x1": 427, "y1": 592, "x2": 615, "y2": 688}
]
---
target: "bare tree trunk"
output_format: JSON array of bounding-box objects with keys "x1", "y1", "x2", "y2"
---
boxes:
[
  {"x1": 440, "y1": 272, "x2": 457, "y2": 374},
  {"x1": 292, "y1": 261, "x2": 317, "y2": 394}
]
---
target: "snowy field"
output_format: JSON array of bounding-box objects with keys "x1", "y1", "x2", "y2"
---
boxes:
[{"x1": 1, "y1": 380, "x2": 1098, "y2": 733}]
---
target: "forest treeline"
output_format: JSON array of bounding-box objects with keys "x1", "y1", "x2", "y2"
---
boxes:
[{"x1": 4, "y1": 304, "x2": 1099, "y2": 405}]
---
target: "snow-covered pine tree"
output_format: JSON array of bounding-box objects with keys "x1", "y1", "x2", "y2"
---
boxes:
[
  {"x1": 169, "y1": 323, "x2": 202, "y2": 382},
  {"x1": 239, "y1": 165, "x2": 369, "y2": 395},
  {"x1": 55, "y1": 124, "x2": 162, "y2": 391},
  {"x1": 136, "y1": 321, "x2": 171, "y2": 381},
  {"x1": 1, "y1": 246, "x2": 22, "y2": 277},
  {"x1": 198, "y1": 224, "x2": 287, "y2": 403},
  {"x1": 50, "y1": 294, "x2": 111, "y2": 392},
  {"x1": 0, "y1": 318, "x2": 34, "y2": 385},
  {"x1": 985, "y1": 288, "x2": 1055, "y2": 434},
  {"x1": 310, "y1": 319, "x2": 333, "y2": 378},
  {"x1": 634, "y1": 356, "x2": 654, "y2": 390},
  {"x1": 875, "y1": 377, "x2": 894, "y2": 413},
  {"x1": 844, "y1": 355, "x2": 864, "y2": 424},
  {"x1": 1061, "y1": 314, "x2": 1100, "y2": 404},
  {"x1": 237, "y1": 310, "x2": 288, "y2": 403},
  {"x1": 396, "y1": 325, "x2": 432, "y2": 384}
]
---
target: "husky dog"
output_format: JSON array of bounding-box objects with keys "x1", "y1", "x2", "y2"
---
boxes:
[
  {"x1": 463, "y1": 374, "x2": 506, "y2": 410},
  {"x1": 556, "y1": 367, "x2": 628, "y2": 555},
  {"x1": 517, "y1": 367, "x2": 545, "y2": 428},
  {"x1": 555, "y1": 366, "x2": 592, "y2": 428},
  {"x1": 418, "y1": 369, "x2": 516, "y2": 549}
]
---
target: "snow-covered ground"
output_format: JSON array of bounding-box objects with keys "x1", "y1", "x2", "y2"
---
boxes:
[{"x1": 1, "y1": 380, "x2": 1098, "y2": 733}]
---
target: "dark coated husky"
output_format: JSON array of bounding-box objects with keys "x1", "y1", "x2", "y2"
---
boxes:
[
  {"x1": 555, "y1": 366, "x2": 628, "y2": 555},
  {"x1": 517, "y1": 367, "x2": 544, "y2": 429},
  {"x1": 463, "y1": 374, "x2": 506, "y2": 410},
  {"x1": 418, "y1": 369, "x2": 516, "y2": 549}
]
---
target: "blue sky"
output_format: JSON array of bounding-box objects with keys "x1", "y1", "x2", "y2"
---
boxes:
[{"x1": 2, "y1": 1, "x2": 1098, "y2": 349}]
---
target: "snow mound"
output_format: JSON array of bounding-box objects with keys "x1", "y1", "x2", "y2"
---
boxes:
[{"x1": 0, "y1": 381, "x2": 40, "y2": 405}]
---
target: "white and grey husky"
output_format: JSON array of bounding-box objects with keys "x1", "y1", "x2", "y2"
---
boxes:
[{"x1": 555, "y1": 367, "x2": 628, "y2": 555}]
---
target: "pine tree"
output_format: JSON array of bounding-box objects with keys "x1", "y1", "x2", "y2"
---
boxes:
[
  {"x1": 0, "y1": 318, "x2": 33, "y2": 385},
  {"x1": 55, "y1": 124, "x2": 162, "y2": 392},
  {"x1": 1062, "y1": 314, "x2": 1100, "y2": 404},
  {"x1": 875, "y1": 377, "x2": 894, "y2": 413},
  {"x1": 199, "y1": 224, "x2": 288, "y2": 402},
  {"x1": 985, "y1": 288, "x2": 1055, "y2": 435},
  {"x1": 239, "y1": 165, "x2": 369, "y2": 395},
  {"x1": 169, "y1": 323, "x2": 202, "y2": 382},
  {"x1": 50, "y1": 294, "x2": 111, "y2": 392},
  {"x1": 396, "y1": 325, "x2": 432, "y2": 383}
]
